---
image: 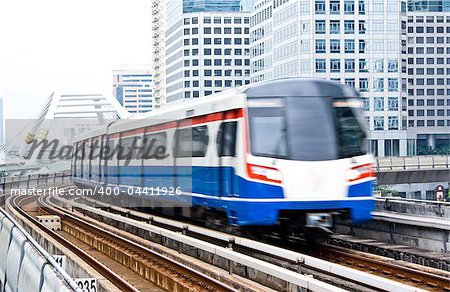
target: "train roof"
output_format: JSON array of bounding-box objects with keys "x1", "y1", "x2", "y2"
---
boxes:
[
  {"x1": 245, "y1": 78, "x2": 359, "y2": 98},
  {"x1": 73, "y1": 78, "x2": 359, "y2": 142}
]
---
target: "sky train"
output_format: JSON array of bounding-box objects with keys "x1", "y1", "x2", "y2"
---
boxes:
[{"x1": 72, "y1": 78, "x2": 375, "y2": 233}]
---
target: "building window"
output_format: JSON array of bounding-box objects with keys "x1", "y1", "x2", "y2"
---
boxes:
[
  {"x1": 344, "y1": 0, "x2": 355, "y2": 14},
  {"x1": 358, "y1": 0, "x2": 366, "y2": 13},
  {"x1": 330, "y1": 21, "x2": 340, "y2": 34},
  {"x1": 315, "y1": 0, "x2": 326, "y2": 13},
  {"x1": 359, "y1": 78, "x2": 369, "y2": 91},
  {"x1": 388, "y1": 59, "x2": 398, "y2": 72},
  {"x1": 330, "y1": 39, "x2": 340, "y2": 53},
  {"x1": 330, "y1": 0, "x2": 340, "y2": 13},
  {"x1": 374, "y1": 78, "x2": 384, "y2": 92},
  {"x1": 388, "y1": 78, "x2": 398, "y2": 92},
  {"x1": 388, "y1": 117, "x2": 398, "y2": 130},
  {"x1": 330, "y1": 59, "x2": 340, "y2": 72},
  {"x1": 315, "y1": 39, "x2": 326, "y2": 53},
  {"x1": 359, "y1": 20, "x2": 366, "y2": 34},
  {"x1": 344, "y1": 20, "x2": 354, "y2": 33},
  {"x1": 345, "y1": 59, "x2": 355, "y2": 72},
  {"x1": 374, "y1": 97, "x2": 384, "y2": 111},
  {"x1": 385, "y1": 139, "x2": 399, "y2": 156},
  {"x1": 345, "y1": 39, "x2": 355, "y2": 53},
  {"x1": 359, "y1": 40, "x2": 366, "y2": 53},
  {"x1": 315, "y1": 59, "x2": 326, "y2": 72},
  {"x1": 374, "y1": 116, "x2": 384, "y2": 130},
  {"x1": 374, "y1": 59, "x2": 384, "y2": 72},
  {"x1": 388, "y1": 97, "x2": 398, "y2": 111},
  {"x1": 362, "y1": 97, "x2": 369, "y2": 110},
  {"x1": 359, "y1": 59, "x2": 368, "y2": 72},
  {"x1": 315, "y1": 20, "x2": 326, "y2": 33},
  {"x1": 345, "y1": 78, "x2": 355, "y2": 87}
]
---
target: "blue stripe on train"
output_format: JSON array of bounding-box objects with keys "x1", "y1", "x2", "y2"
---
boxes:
[
  {"x1": 86, "y1": 165, "x2": 372, "y2": 199},
  {"x1": 73, "y1": 165, "x2": 374, "y2": 224}
]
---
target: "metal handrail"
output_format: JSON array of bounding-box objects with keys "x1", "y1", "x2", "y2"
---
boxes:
[
  {"x1": 376, "y1": 155, "x2": 450, "y2": 172},
  {"x1": 375, "y1": 196, "x2": 450, "y2": 206},
  {"x1": 0, "y1": 206, "x2": 80, "y2": 291}
]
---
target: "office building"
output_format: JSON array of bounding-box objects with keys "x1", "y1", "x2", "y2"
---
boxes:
[
  {"x1": 112, "y1": 69, "x2": 153, "y2": 114},
  {"x1": 163, "y1": 0, "x2": 253, "y2": 102},
  {"x1": 406, "y1": 4, "x2": 450, "y2": 152},
  {"x1": 152, "y1": 0, "x2": 167, "y2": 109},
  {"x1": 250, "y1": 0, "x2": 417, "y2": 157}
]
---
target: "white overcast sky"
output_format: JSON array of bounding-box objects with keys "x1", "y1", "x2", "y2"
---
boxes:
[{"x1": 0, "y1": 0, "x2": 152, "y2": 119}]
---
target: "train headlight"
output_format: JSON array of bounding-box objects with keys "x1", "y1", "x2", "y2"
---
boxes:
[{"x1": 247, "y1": 164, "x2": 282, "y2": 184}]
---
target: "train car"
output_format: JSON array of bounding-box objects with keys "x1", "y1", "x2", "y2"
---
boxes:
[{"x1": 72, "y1": 78, "x2": 375, "y2": 233}]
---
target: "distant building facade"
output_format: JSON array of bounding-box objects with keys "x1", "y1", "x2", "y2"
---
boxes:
[
  {"x1": 162, "y1": 0, "x2": 253, "y2": 102},
  {"x1": 405, "y1": 2, "x2": 450, "y2": 152},
  {"x1": 250, "y1": 0, "x2": 413, "y2": 157},
  {"x1": 249, "y1": 0, "x2": 450, "y2": 157},
  {"x1": 112, "y1": 70, "x2": 153, "y2": 113},
  {"x1": 152, "y1": 0, "x2": 167, "y2": 109}
]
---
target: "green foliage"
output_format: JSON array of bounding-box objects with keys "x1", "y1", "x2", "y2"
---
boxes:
[
  {"x1": 375, "y1": 185, "x2": 398, "y2": 197},
  {"x1": 417, "y1": 145, "x2": 450, "y2": 155}
]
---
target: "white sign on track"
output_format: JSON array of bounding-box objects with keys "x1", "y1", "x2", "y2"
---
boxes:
[
  {"x1": 53, "y1": 255, "x2": 67, "y2": 270},
  {"x1": 74, "y1": 278, "x2": 97, "y2": 292}
]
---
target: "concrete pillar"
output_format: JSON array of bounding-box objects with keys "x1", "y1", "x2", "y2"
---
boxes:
[
  {"x1": 378, "y1": 139, "x2": 385, "y2": 157},
  {"x1": 427, "y1": 134, "x2": 435, "y2": 149},
  {"x1": 399, "y1": 139, "x2": 407, "y2": 156}
]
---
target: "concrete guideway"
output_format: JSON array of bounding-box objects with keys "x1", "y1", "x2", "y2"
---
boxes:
[
  {"x1": 372, "y1": 211, "x2": 450, "y2": 231},
  {"x1": 336, "y1": 197, "x2": 450, "y2": 256},
  {"x1": 54, "y1": 193, "x2": 428, "y2": 292},
  {"x1": 376, "y1": 155, "x2": 450, "y2": 185}
]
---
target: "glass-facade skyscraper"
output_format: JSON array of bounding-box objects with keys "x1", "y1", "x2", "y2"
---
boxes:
[
  {"x1": 407, "y1": 0, "x2": 450, "y2": 11},
  {"x1": 183, "y1": 0, "x2": 242, "y2": 13}
]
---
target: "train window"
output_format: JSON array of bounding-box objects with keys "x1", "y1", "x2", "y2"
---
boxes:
[
  {"x1": 104, "y1": 139, "x2": 115, "y2": 160},
  {"x1": 118, "y1": 137, "x2": 138, "y2": 160},
  {"x1": 174, "y1": 126, "x2": 209, "y2": 158},
  {"x1": 333, "y1": 99, "x2": 367, "y2": 157},
  {"x1": 216, "y1": 122, "x2": 237, "y2": 157},
  {"x1": 247, "y1": 98, "x2": 288, "y2": 158},
  {"x1": 143, "y1": 132, "x2": 167, "y2": 159}
]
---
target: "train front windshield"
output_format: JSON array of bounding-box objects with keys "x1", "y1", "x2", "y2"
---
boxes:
[{"x1": 247, "y1": 97, "x2": 367, "y2": 161}]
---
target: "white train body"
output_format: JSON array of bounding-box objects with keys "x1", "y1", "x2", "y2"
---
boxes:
[{"x1": 72, "y1": 79, "x2": 375, "y2": 229}]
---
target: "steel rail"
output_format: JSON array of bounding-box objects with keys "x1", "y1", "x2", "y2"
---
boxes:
[
  {"x1": 53, "y1": 194, "x2": 430, "y2": 292},
  {"x1": 38, "y1": 195, "x2": 237, "y2": 292},
  {"x1": 10, "y1": 195, "x2": 138, "y2": 292}
]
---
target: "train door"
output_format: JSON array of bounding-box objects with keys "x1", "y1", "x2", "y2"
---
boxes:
[{"x1": 217, "y1": 121, "x2": 237, "y2": 197}]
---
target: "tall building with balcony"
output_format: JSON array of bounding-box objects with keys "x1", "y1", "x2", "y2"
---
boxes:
[
  {"x1": 250, "y1": 0, "x2": 417, "y2": 157},
  {"x1": 112, "y1": 69, "x2": 153, "y2": 114},
  {"x1": 164, "y1": 0, "x2": 253, "y2": 102},
  {"x1": 152, "y1": 0, "x2": 167, "y2": 109},
  {"x1": 406, "y1": 2, "x2": 450, "y2": 153}
]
